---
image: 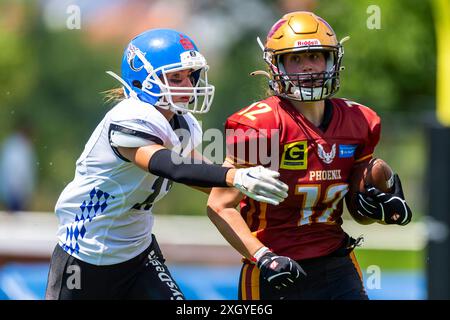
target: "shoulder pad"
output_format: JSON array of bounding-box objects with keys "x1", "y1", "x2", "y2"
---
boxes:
[
  {"x1": 108, "y1": 99, "x2": 180, "y2": 148},
  {"x1": 109, "y1": 124, "x2": 163, "y2": 148},
  {"x1": 180, "y1": 113, "x2": 203, "y2": 148},
  {"x1": 109, "y1": 99, "x2": 162, "y2": 123},
  {"x1": 226, "y1": 98, "x2": 279, "y2": 131},
  {"x1": 333, "y1": 98, "x2": 379, "y2": 118}
]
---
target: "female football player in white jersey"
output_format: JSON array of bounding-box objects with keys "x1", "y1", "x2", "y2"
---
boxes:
[{"x1": 45, "y1": 29, "x2": 288, "y2": 300}]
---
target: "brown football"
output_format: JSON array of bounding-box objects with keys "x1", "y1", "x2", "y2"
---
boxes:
[{"x1": 346, "y1": 158, "x2": 394, "y2": 223}]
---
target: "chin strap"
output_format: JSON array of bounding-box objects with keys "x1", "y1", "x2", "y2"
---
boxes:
[
  {"x1": 339, "y1": 35, "x2": 350, "y2": 45},
  {"x1": 251, "y1": 37, "x2": 272, "y2": 79},
  {"x1": 338, "y1": 36, "x2": 350, "y2": 71},
  {"x1": 249, "y1": 70, "x2": 271, "y2": 78},
  {"x1": 256, "y1": 36, "x2": 265, "y2": 52}
]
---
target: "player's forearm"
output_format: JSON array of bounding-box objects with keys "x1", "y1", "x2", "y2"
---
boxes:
[
  {"x1": 207, "y1": 205, "x2": 264, "y2": 260},
  {"x1": 188, "y1": 149, "x2": 236, "y2": 187},
  {"x1": 119, "y1": 146, "x2": 233, "y2": 187}
]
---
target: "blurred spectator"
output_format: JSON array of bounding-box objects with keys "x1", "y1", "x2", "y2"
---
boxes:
[{"x1": 0, "y1": 119, "x2": 37, "y2": 212}]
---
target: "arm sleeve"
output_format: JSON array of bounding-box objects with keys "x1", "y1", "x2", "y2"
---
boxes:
[{"x1": 148, "y1": 149, "x2": 231, "y2": 188}]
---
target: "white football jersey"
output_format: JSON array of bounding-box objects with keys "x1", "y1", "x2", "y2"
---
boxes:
[{"x1": 55, "y1": 98, "x2": 202, "y2": 265}]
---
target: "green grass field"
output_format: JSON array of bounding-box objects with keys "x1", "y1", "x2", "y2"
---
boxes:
[{"x1": 354, "y1": 249, "x2": 424, "y2": 271}]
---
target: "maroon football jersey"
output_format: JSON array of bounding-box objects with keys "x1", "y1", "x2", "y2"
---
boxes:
[{"x1": 225, "y1": 96, "x2": 381, "y2": 260}]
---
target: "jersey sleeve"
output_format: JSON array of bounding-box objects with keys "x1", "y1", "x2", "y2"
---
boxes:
[
  {"x1": 353, "y1": 106, "x2": 381, "y2": 163},
  {"x1": 108, "y1": 99, "x2": 175, "y2": 148},
  {"x1": 178, "y1": 113, "x2": 203, "y2": 157},
  {"x1": 224, "y1": 102, "x2": 278, "y2": 168},
  {"x1": 109, "y1": 119, "x2": 166, "y2": 147}
]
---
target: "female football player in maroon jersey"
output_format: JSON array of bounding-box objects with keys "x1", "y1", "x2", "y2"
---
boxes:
[{"x1": 207, "y1": 11, "x2": 412, "y2": 300}]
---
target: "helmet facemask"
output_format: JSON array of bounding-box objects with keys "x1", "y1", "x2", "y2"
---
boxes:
[
  {"x1": 259, "y1": 11, "x2": 350, "y2": 102},
  {"x1": 264, "y1": 44, "x2": 343, "y2": 102},
  {"x1": 138, "y1": 50, "x2": 215, "y2": 114}
]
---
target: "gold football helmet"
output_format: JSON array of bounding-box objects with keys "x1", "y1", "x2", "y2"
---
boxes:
[{"x1": 262, "y1": 11, "x2": 348, "y2": 102}]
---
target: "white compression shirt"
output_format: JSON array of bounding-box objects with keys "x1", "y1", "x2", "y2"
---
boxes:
[{"x1": 54, "y1": 98, "x2": 202, "y2": 265}]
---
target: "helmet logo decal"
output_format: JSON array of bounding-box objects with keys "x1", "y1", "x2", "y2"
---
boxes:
[
  {"x1": 295, "y1": 39, "x2": 321, "y2": 47},
  {"x1": 317, "y1": 17, "x2": 335, "y2": 36},
  {"x1": 267, "y1": 19, "x2": 286, "y2": 39},
  {"x1": 126, "y1": 44, "x2": 146, "y2": 72},
  {"x1": 179, "y1": 34, "x2": 195, "y2": 50}
]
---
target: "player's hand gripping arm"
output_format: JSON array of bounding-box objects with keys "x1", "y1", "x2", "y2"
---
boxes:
[
  {"x1": 118, "y1": 144, "x2": 288, "y2": 205},
  {"x1": 207, "y1": 161, "x2": 306, "y2": 290}
]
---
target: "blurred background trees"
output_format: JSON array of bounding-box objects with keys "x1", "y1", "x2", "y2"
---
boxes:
[{"x1": 0, "y1": 0, "x2": 436, "y2": 218}]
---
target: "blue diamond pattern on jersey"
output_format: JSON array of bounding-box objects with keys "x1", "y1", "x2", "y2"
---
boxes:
[{"x1": 62, "y1": 187, "x2": 114, "y2": 255}]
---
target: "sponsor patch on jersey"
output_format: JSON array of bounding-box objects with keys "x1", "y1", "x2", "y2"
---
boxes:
[
  {"x1": 280, "y1": 141, "x2": 307, "y2": 170},
  {"x1": 339, "y1": 144, "x2": 357, "y2": 158},
  {"x1": 295, "y1": 39, "x2": 321, "y2": 47},
  {"x1": 309, "y1": 170, "x2": 342, "y2": 181}
]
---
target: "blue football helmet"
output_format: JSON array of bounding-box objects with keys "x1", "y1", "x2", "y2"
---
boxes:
[{"x1": 107, "y1": 29, "x2": 215, "y2": 114}]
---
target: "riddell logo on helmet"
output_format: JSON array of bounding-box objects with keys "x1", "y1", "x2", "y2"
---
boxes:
[{"x1": 295, "y1": 39, "x2": 321, "y2": 47}]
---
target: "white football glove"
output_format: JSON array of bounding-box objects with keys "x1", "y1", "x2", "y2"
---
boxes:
[{"x1": 233, "y1": 166, "x2": 289, "y2": 205}]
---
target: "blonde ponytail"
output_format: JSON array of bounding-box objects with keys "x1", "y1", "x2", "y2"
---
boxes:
[{"x1": 102, "y1": 87, "x2": 126, "y2": 104}]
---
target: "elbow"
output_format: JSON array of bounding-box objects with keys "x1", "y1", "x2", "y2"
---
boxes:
[
  {"x1": 206, "y1": 195, "x2": 230, "y2": 222},
  {"x1": 207, "y1": 188, "x2": 242, "y2": 221}
]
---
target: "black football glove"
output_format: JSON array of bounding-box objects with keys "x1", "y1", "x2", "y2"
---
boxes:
[
  {"x1": 356, "y1": 174, "x2": 412, "y2": 225},
  {"x1": 256, "y1": 249, "x2": 306, "y2": 290}
]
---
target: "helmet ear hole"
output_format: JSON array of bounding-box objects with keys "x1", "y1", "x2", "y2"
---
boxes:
[
  {"x1": 191, "y1": 69, "x2": 201, "y2": 86},
  {"x1": 132, "y1": 80, "x2": 142, "y2": 89}
]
